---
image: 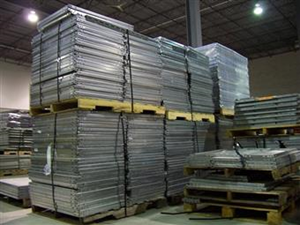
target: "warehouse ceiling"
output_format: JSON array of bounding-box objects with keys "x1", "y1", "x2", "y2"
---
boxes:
[{"x1": 0, "y1": 0, "x2": 298, "y2": 65}]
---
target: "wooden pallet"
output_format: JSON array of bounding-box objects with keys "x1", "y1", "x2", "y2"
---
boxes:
[
  {"x1": 0, "y1": 194, "x2": 31, "y2": 208},
  {"x1": 30, "y1": 98, "x2": 165, "y2": 116},
  {"x1": 3, "y1": 151, "x2": 31, "y2": 156},
  {"x1": 216, "y1": 108, "x2": 235, "y2": 117},
  {"x1": 184, "y1": 162, "x2": 300, "y2": 181},
  {"x1": 229, "y1": 124, "x2": 300, "y2": 137},
  {"x1": 166, "y1": 111, "x2": 215, "y2": 123},
  {"x1": 183, "y1": 179, "x2": 299, "y2": 225},
  {"x1": 184, "y1": 195, "x2": 298, "y2": 225},
  {"x1": 1, "y1": 148, "x2": 32, "y2": 152},
  {"x1": 184, "y1": 200, "x2": 297, "y2": 225},
  {"x1": 184, "y1": 180, "x2": 299, "y2": 208},
  {"x1": 32, "y1": 197, "x2": 167, "y2": 224},
  {"x1": 0, "y1": 169, "x2": 28, "y2": 177}
]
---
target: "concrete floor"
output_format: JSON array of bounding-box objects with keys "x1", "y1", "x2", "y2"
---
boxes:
[{"x1": 1, "y1": 198, "x2": 300, "y2": 225}]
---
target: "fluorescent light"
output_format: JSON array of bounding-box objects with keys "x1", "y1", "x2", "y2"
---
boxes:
[
  {"x1": 253, "y1": 3, "x2": 263, "y2": 15},
  {"x1": 28, "y1": 11, "x2": 39, "y2": 23}
]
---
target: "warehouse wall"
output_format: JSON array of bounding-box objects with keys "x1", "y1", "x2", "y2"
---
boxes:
[
  {"x1": 0, "y1": 61, "x2": 31, "y2": 110},
  {"x1": 249, "y1": 51, "x2": 300, "y2": 97}
]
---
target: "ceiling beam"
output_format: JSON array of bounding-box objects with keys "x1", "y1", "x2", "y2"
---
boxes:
[
  {"x1": 202, "y1": 0, "x2": 268, "y2": 58},
  {"x1": 0, "y1": 8, "x2": 23, "y2": 31},
  {"x1": 172, "y1": 15, "x2": 293, "y2": 45},
  {"x1": 4, "y1": 0, "x2": 57, "y2": 15},
  {"x1": 268, "y1": 0, "x2": 296, "y2": 30},
  {"x1": 133, "y1": 0, "x2": 185, "y2": 29},
  {"x1": 140, "y1": 0, "x2": 236, "y2": 34},
  {"x1": 133, "y1": 3, "x2": 184, "y2": 28},
  {"x1": 0, "y1": 57, "x2": 31, "y2": 66},
  {"x1": 200, "y1": 1, "x2": 294, "y2": 34},
  {"x1": 0, "y1": 30, "x2": 35, "y2": 58},
  {"x1": 225, "y1": 26, "x2": 296, "y2": 47},
  {"x1": 0, "y1": 44, "x2": 30, "y2": 54},
  {"x1": 235, "y1": 36, "x2": 295, "y2": 53}
]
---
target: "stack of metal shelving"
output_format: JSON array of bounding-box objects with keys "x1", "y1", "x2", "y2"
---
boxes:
[
  {"x1": 236, "y1": 135, "x2": 300, "y2": 149},
  {"x1": 216, "y1": 115, "x2": 233, "y2": 149},
  {"x1": 156, "y1": 37, "x2": 190, "y2": 112},
  {"x1": 0, "y1": 111, "x2": 32, "y2": 129},
  {"x1": 29, "y1": 110, "x2": 125, "y2": 218},
  {"x1": 196, "y1": 43, "x2": 249, "y2": 111},
  {"x1": 187, "y1": 176, "x2": 275, "y2": 192},
  {"x1": 186, "y1": 47, "x2": 214, "y2": 114},
  {"x1": 186, "y1": 148, "x2": 300, "y2": 170},
  {"x1": 234, "y1": 94, "x2": 300, "y2": 127},
  {"x1": 0, "y1": 155, "x2": 31, "y2": 170},
  {"x1": 28, "y1": 5, "x2": 222, "y2": 220},
  {"x1": 126, "y1": 114, "x2": 165, "y2": 204},
  {"x1": 30, "y1": 5, "x2": 133, "y2": 107},
  {"x1": 0, "y1": 111, "x2": 33, "y2": 152},
  {"x1": 164, "y1": 120, "x2": 210, "y2": 196},
  {"x1": 204, "y1": 122, "x2": 217, "y2": 151},
  {"x1": 0, "y1": 112, "x2": 32, "y2": 170},
  {"x1": 0, "y1": 177, "x2": 30, "y2": 200},
  {"x1": 0, "y1": 129, "x2": 33, "y2": 152},
  {"x1": 126, "y1": 33, "x2": 162, "y2": 106},
  {"x1": 165, "y1": 120, "x2": 194, "y2": 196},
  {"x1": 31, "y1": 4, "x2": 164, "y2": 108}
]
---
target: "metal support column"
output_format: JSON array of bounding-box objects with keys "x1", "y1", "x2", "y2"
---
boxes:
[
  {"x1": 186, "y1": 0, "x2": 203, "y2": 47},
  {"x1": 296, "y1": 0, "x2": 300, "y2": 43}
]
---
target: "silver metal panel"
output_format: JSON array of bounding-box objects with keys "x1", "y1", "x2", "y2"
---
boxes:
[
  {"x1": 196, "y1": 43, "x2": 249, "y2": 110},
  {"x1": 186, "y1": 148, "x2": 300, "y2": 170},
  {"x1": 0, "y1": 177, "x2": 30, "y2": 199},
  {"x1": 29, "y1": 111, "x2": 125, "y2": 218},
  {"x1": 165, "y1": 120, "x2": 210, "y2": 196},
  {"x1": 234, "y1": 94, "x2": 300, "y2": 127}
]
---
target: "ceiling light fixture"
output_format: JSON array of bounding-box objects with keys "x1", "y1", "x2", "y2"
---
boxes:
[
  {"x1": 253, "y1": 3, "x2": 263, "y2": 15},
  {"x1": 27, "y1": 10, "x2": 39, "y2": 23}
]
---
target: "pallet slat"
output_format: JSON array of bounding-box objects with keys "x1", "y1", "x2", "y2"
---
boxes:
[{"x1": 166, "y1": 111, "x2": 215, "y2": 122}]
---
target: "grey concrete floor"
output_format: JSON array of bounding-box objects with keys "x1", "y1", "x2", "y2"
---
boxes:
[{"x1": 0, "y1": 198, "x2": 299, "y2": 225}]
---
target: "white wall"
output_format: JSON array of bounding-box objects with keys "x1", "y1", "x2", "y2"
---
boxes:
[
  {"x1": 249, "y1": 51, "x2": 300, "y2": 97},
  {"x1": 0, "y1": 61, "x2": 31, "y2": 110}
]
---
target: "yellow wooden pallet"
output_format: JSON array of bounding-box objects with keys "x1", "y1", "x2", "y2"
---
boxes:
[
  {"x1": 229, "y1": 124, "x2": 300, "y2": 137},
  {"x1": 30, "y1": 98, "x2": 165, "y2": 116},
  {"x1": 218, "y1": 108, "x2": 235, "y2": 117},
  {"x1": 131, "y1": 102, "x2": 165, "y2": 115},
  {"x1": 0, "y1": 169, "x2": 28, "y2": 177},
  {"x1": 166, "y1": 111, "x2": 215, "y2": 123},
  {"x1": 4, "y1": 151, "x2": 31, "y2": 156}
]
